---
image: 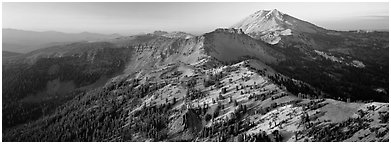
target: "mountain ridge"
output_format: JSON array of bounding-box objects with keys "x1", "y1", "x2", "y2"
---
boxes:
[{"x1": 2, "y1": 28, "x2": 122, "y2": 53}]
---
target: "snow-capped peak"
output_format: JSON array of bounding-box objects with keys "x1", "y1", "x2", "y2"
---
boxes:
[
  {"x1": 266, "y1": 9, "x2": 284, "y2": 20},
  {"x1": 231, "y1": 9, "x2": 327, "y2": 45},
  {"x1": 230, "y1": 9, "x2": 291, "y2": 44},
  {"x1": 250, "y1": 9, "x2": 284, "y2": 21},
  {"x1": 231, "y1": 9, "x2": 288, "y2": 33}
]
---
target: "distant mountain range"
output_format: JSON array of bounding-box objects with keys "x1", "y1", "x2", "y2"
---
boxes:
[
  {"x1": 2, "y1": 28, "x2": 122, "y2": 53},
  {"x1": 2, "y1": 51, "x2": 21, "y2": 57}
]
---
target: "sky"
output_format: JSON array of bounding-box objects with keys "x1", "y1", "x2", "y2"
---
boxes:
[{"x1": 2, "y1": 2, "x2": 389, "y2": 35}]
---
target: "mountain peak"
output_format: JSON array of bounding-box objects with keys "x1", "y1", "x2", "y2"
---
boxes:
[
  {"x1": 270, "y1": 8, "x2": 281, "y2": 13},
  {"x1": 231, "y1": 9, "x2": 326, "y2": 44},
  {"x1": 232, "y1": 9, "x2": 288, "y2": 33},
  {"x1": 267, "y1": 9, "x2": 284, "y2": 19},
  {"x1": 251, "y1": 9, "x2": 284, "y2": 20},
  {"x1": 230, "y1": 9, "x2": 291, "y2": 44}
]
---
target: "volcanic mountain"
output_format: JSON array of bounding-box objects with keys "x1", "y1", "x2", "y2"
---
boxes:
[
  {"x1": 231, "y1": 9, "x2": 326, "y2": 44},
  {"x1": 233, "y1": 9, "x2": 388, "y2": 102}
]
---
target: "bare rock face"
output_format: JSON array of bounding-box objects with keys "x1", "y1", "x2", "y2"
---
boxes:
[
  {"x1": 120, "y1": 28, "x2": 285, "y2": 75},
  {"x1": 214, "y1": 28, "x2": 245, "y2": 34},
  {"x1": 162, "y1": 31, "x2": 195, "y2": 39},
  {"x1": 202, "y1": 28, "x2": 285, "y2": 64}
]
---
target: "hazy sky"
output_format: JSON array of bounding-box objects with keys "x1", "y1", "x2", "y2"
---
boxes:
[{"x1": 3, "y1": 2, "x2": 389, "y2": 35}]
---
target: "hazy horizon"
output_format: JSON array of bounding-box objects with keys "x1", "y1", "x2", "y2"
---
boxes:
[{"x1": 3, "y1": 2, "x2": 389, "y2": 35}]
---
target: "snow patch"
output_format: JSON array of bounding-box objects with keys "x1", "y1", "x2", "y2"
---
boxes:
[
  {"x1": 280, "y1": 29, "x2": 292, "y2": 36},
  {"x1": 350, "y1": 60, "x2": 365, "y2": 68},
  {"x1": 314, "y1": 50, "x2": 343, "y2": 63}
]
